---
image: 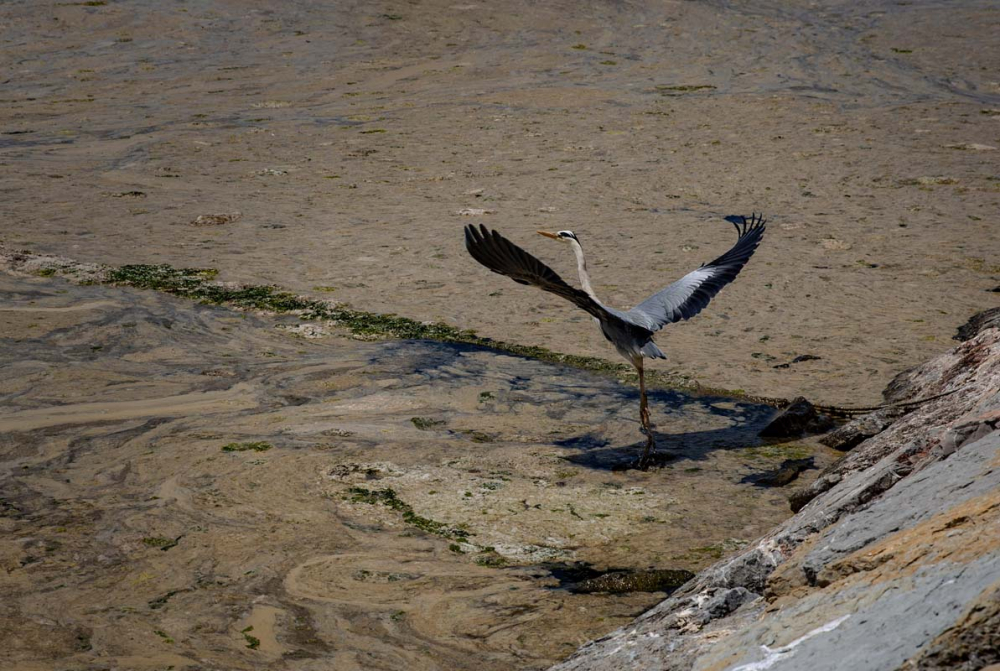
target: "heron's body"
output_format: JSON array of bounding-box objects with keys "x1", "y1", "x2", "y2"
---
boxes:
[{"x1": 464, "y1": 215, "x2": 766, "y2": 468}]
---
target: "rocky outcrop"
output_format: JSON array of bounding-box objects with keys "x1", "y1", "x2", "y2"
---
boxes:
[
  {"x1": 817, "y1": 406, "x2": 905, "y2": 452},
  {"x1": 758, "y1": 397, "x2": 835, "y2": 439},
  {"x1": 954, "y1": 306, "x2": 1000, "y2": 342},
  {"x1": 552, "y1": 316, "x2": 1000, "y2": 671}
]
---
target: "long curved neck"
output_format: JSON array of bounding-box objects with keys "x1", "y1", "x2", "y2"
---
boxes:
[{"x1": 568, "y1": 238, "x2": 599, "y2": 302}]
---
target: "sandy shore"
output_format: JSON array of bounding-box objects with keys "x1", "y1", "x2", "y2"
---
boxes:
[{"x1": 2, "y1": 0, "x2": 999, "y2": 405}]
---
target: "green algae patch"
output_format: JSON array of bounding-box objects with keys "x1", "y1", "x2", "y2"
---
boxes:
[
  {"x1": 241, "y1": 626, "x2": 260, "y2": 650},
  {"x1": 141, "y1": 536, "x2": 180, "y2": 551},
  {"x1": 106, "y1": 265, "x2": 307, "y2": 312},
  {"x1": 222, "y1": 441, "x2": 272, "y2": 453},
  {"x1": 348, "y1": 486, "x2": 409, "y2": 511},
  {"x1": 95, "y1": 262, "x2": 777, "y2": 403},
  {"x1": 148, "y1": 589, "x2": 185, "y2": 610},
  {"x1": 105, "y1": 264, "x2": 217, "y2": 291},
  {"x1": 474, "y1": 549, "x2": 508, "y2": 568},
  {"x1": 410, "y1": 417, "x2": 445, "y2": 430},
  {"x1": 347, "y1": 486, "x2": 471, "y2": 541},
  {"x1": 99, "y1": 263, "x2": 630, "y2": 371},
  {"x1": 741, "y1": 443, "x2": 812, "y2": 461},
  {"x1": 461, "y1": 430, "x2": 495, "y2": 444}
]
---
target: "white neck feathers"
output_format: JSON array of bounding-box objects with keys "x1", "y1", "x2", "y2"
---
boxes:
[{"x1": 569, "y1": 238, "x2": 598, "y2": 301}]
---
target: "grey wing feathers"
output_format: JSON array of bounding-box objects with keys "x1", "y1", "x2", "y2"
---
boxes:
[
  {"x1": 627, "y1": 214, "x2": 766, "y2": 331},
  {"x1": 464, "y1": 224, "x2": 610, "y2": 321}
]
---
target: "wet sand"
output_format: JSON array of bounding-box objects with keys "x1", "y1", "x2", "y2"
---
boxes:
[
  {"x1": 1, "y1": 0, "x2": 998, "y2": 405},
  {"x1": 0, "y1": 273, "x2": 832, "y2": 669}
]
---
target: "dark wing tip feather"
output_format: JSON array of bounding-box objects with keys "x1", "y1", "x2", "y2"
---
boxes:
[
  {"x1": 463, "y1": 224, "x2": 616, "y2": 324},
  {"x1": 626, "y1": 213, "x2": 768, "y2": 330},
  {"x1": 723, "y1": 212, "x2": 767, "y2": 238}
]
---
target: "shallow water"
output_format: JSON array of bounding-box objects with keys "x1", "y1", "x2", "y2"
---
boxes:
[
  {"x1": 0, "y1": 274, "x2": 834, "y2": 669},
  {"x1": 3, "y1": 1, "x2": 996, "y2": 666},
  {"x1": 1, "y1": 0, "x2": 998, "y2": 408}
]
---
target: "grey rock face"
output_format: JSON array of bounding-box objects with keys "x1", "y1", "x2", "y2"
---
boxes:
[{"x1": 552, "y1": 319, "x2": 1000, "y2": 671}]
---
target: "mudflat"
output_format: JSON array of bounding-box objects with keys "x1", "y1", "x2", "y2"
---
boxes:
[
  {"x1": 2, "y1": 1, "x2": 998, "y2": 669},
  {"x1": 2, "y1": 0, "x2": 998, "y2": 404},
  {"x1": 0, "y1": 273, "x2": 824, "y2": 669}
]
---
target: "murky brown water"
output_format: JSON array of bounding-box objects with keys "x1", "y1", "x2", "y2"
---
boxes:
[
  {"x1": 1, "y1": 0, "x2": 998, "y2": 407},
  {"x1": 3, "y1": 0, "x2": 998, "y2": 668},
  {"x1": 0, "y1": 274, "x2": 833, "y2": 669}
]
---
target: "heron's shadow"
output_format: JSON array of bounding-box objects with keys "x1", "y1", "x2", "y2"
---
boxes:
[
  {"x1": 556, "y1": 387, "x2": 778, "y2": 471},
  {"x1": 365, "y1": 339, "x2": 781, "y2": 471}
]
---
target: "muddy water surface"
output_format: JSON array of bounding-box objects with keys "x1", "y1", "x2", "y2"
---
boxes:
[
  {"x1": 0, "y1": 274, "x2": 832, "y2": 670},
  {"x1": 3, "y1": 0, "x2": 997, "y2": 667},
  {"x1": 1, "y1": 0, "x2": 999, "y2": 405}
]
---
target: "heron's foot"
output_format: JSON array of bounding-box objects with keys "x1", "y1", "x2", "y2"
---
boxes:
[{"x1": 636, "y1": 434, "x2": 657, "y2": 471}]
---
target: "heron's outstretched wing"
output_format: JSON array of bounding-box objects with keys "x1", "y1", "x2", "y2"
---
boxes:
[
  {"x1": 625, "y1": 214, "x2": 766, "y2": 331},
  {"x1": 464, "y1": 224, "x2": 611, "y2": 322}
]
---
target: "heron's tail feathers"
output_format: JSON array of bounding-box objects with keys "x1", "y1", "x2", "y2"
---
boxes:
[{"x1": 641, "y1": 341, "x2": 667, "y2": 359}]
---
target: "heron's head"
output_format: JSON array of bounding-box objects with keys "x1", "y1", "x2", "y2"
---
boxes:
[{"x1": 537, "y1": 230, "x2": 579, "y2": 244}]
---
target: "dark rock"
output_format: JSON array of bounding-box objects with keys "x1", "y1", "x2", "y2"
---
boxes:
[
  {"x1": 572, "y1": 569, "x2": 695, "y2": 594},
  {"x1": 954, "y1": 307, "x2": 1000, "y2": 342},
  {"x1": 787, "y1": 474, "x2": 840, "y2": 513},
  {"x1": 743, "y1": 457, "x2": 815, "y2": 487},
  {"x1": 772, "y1": 354, "x2": 822, "y2": 369},
  {"x1": 819, "y1": 406, "x2": 905, "y2": 451},
  {"x1": 758, "y1": 397, "x2": 835, "y2": 438},
  {"x1": 702, "y1": 586, "x2": 756, "y2": 619}
]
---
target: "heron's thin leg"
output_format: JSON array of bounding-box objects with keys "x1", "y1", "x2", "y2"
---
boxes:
[{"x1": 637, "y1": 358, "x2": 656, "y2": 469}]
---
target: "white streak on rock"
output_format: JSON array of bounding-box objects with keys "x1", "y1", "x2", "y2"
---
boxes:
[{"x1": 728, "y1": 614, "x2": 850, "y2": 671}]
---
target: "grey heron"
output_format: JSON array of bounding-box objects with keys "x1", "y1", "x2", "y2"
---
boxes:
[{"x1": 464, "y1": 214, "x2": 766, "y2": 469}]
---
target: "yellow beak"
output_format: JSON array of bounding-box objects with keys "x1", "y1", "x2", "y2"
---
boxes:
[{"x1": 537, "y1": 231, "x2": 559, "y2": 240}]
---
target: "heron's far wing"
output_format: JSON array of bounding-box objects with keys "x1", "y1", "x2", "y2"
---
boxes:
[
  {"x1": 464, "y1": 224, "x2": 610, "y2": 321},
  {"x1": 626, "y1": 214, "x2": 766, "y2": 331}
]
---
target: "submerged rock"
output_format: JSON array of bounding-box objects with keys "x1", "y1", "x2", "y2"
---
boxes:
[
  {"x1": 572, "y1": 569, "x2": 695, "y2": 595},
  {"x1": 758, "y1": 397, "x2": 834, "y2": 438},
  {"x1": 743, "y1": 457, "x2": 816, "y2": 487}
]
